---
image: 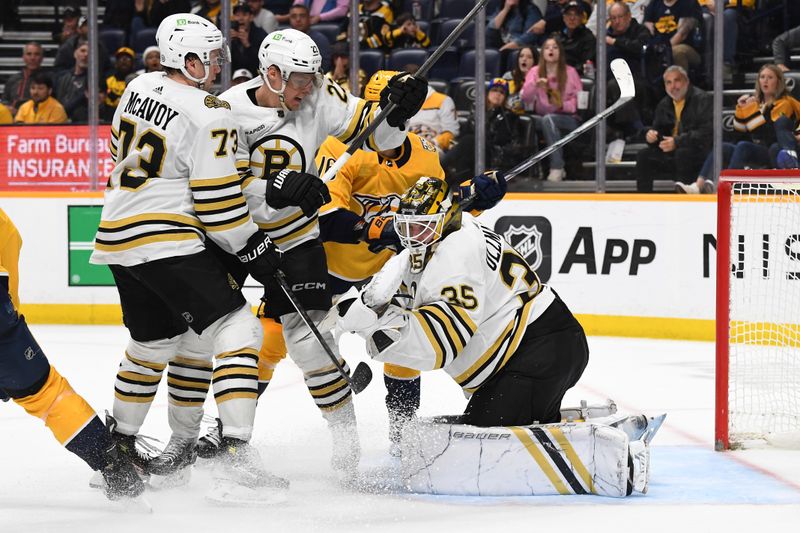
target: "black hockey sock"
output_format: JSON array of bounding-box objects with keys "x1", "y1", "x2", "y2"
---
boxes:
[{"x1": 65, "y1": 415, "x2": 113, "y2": 471}]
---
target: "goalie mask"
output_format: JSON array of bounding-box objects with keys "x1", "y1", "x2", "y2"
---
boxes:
[
  {"x1": 259, "y1": 29, "x2": 323, "y2": 111},
  {"x1": 156, "y1": 13, "x2": 230, "y2": 87},
  {"x1": 395, "y1": 177, "x2": 461, "y2": 272}
]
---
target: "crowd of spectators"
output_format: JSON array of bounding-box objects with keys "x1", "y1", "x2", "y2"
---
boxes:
[{"x1": 2, "y1": 0, "x2": 800, "y2": 193}]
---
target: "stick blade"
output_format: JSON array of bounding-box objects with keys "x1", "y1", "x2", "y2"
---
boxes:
[
  {"x1": 610, "y1": 58, "x2": 635, "y2": 100},
  {"x1": 350, "y1": 362, "x2": 373, "y2": 394}
]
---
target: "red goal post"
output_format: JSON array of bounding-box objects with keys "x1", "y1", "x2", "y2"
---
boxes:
[{"x1": 716, "y1": 170, "x2": 800, "y2": 450}]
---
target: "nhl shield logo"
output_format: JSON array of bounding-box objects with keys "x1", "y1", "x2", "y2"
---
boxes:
[
  {"x1": 494, "y1": 216, "x2": 552, "y2": 282},
  {"x1": 503, "y1": 224, "x2": 543, "y2": 271}
]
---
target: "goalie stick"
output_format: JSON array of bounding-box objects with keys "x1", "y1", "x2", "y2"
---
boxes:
[
  {"x1": 503, "y1": 58, "x2": 636, "y2": 182},
  {"x1": 319, "y1": 0, "x2": 492, "y2": 183},
  {"x1": 274, "y1": 269, "x2": 373, "y2": 394}
]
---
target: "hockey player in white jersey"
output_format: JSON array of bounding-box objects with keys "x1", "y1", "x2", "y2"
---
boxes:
[
  {"x1": 90, "y1": 13, "x2": 287, "y2": 502},
  {"x1": 335, "y1": 178, "x2": 663, "y2": 496},
  {"x1": 337, "y1": 175, "x2": 589, "y2": 427},
  {"x1": 203, "y1": 28, "x2": 428, "y2": 472}
]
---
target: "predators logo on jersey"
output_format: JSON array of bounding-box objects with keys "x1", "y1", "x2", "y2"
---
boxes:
[
  {"x1": 351, "y1": 192, "x2": 403, "y2": 220},
  {"x1": 249, "y1": 134, "x2": 307, "y2": 179},
  {"x1": 204, "y1": 95, "x2": 231, "y2": 110}
]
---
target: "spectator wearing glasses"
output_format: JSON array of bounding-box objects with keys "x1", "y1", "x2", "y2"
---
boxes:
[{"x1": 561, "y1": 1, "x2": 596, "y2": 75}]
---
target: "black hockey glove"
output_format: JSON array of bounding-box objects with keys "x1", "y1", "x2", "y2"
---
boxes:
[
  {"x1": 380, "y1": 73, "x2": 428, "y2": 129},
  {"x1": 458, "y1": 170, "x2": 508, "y2": 211},
  {"x1": 237, "y1": 231, "x2": 281, "y2": 286},
  {"x1": 358, "y1": 213, "x2": 401, "y2": 253},
  {"x1": 265, "y1": 168, "x2": 331, "y2": 217}
]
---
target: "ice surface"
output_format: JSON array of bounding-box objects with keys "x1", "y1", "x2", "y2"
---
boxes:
[{"x1": 1, "y1": 327, "x2": 799, "y2": 532}]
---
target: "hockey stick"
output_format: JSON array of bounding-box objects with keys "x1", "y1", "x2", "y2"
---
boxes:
[
  {"x1": 274, "y1": 269, "x2": 373, "y2": 394},
  {"x1": 503, "y1": 58, "x2": 635, "y2": 181},
  {"x1": 320, "y1": 0, "x2": 492, "y2": 183}
]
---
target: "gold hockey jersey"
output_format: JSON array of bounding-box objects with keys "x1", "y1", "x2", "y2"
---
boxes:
[
  {"x1": 91, "y1": 72, "x2": 259, "y2": 266},
  {"x1": 219, "y1": 76, "x2": 407, "y2": 252},
  {"x1": 364, "y1": 213, "x2": 556, "y2": 394},
  {"x1": 0, "y1": 208, "x2": 22, "y2": 310},
  {"x1": 317, "y1": 133, "x2": 444, "y2": 282}
]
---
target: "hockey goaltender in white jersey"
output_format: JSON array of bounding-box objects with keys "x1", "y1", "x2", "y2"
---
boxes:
[{"x1": 338, "y1": 176, "x2": 665, "y2": 496}]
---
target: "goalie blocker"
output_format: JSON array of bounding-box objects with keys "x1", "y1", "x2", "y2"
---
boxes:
[{"x1": 398, "y1": 409, "x2": 666, "y2": 497}]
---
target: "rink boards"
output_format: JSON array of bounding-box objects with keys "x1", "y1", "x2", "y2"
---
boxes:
[{"x1": 1, "y1": 192, "x2": 720, "y2": 340}]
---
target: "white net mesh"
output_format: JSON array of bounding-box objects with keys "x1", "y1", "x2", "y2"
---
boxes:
[{"x1": 728, "y1": 181, "x2": 800, "y2": 446}]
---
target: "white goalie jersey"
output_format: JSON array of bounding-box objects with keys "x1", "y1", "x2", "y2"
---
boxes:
[
  {"x1": 91, "y1": 72, "x2": 258, "y2": 266},
  {"x1": 219, "y1": 76, "x2": 407, "y2": 252},
  {"x1": 356, "y1": 213, "x2": 556, "y2": 393}
]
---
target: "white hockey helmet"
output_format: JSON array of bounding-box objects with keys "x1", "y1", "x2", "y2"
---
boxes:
[
  {"x1": 258, "y1": 28, "x2": 322, "y2": 85},
  {"x1": 156, "y1": 13, "x2": 229, "y2": 85}
]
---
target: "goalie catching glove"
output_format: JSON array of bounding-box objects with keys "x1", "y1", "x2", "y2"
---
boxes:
[
  {"x1": 457, "y1": 170, "x2": 508, "y2": 211},
  {"x1": 380, "y1": 73, "x2": 428, "y2": 129},
  {"x1": 265, "y1": 168, "x2": 331, "y2": 217},
  {"x1": 237, "y1": 231, "x2": 281, "y2": 285}
]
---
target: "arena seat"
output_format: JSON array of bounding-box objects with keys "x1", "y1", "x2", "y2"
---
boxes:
[
  {"x1": 131, "y1": 28, "x2": 157, "y2": 53},
  {"x1": 387, "y1": 48, "x2": 428, "y2": 71},
  {"x1": 359, "y1": 50, "x2": 385, "y2": 77}
]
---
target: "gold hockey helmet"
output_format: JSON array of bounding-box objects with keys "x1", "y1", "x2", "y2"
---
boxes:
[
  {"x1": 395, "y1": 176, "x2": 462, "y2": 253},
  {"x1": 363, "y1": 70, "x2": 399, "y2": 102}
]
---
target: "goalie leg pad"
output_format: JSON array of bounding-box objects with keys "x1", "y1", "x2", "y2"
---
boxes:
[{"x1": 400, "y1": 419, "x2": 636, "y2": 497}]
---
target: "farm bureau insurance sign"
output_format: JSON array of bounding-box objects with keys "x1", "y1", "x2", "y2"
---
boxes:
[{"x1": 0, "y1": 125, "x2": 113, "y2": 190}]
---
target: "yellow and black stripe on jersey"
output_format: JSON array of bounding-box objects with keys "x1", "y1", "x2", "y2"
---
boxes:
[
  {"x1": 256, "y1": 209, "x2": 319, "y2": 247},
  {"x1": 94, "y1": 212, "x2": 205, "y2": 253},
  {"x1": 337, "y1": 100, "x2": 384, "y2": 153},
  {"x1": 190, "y1": 174, "x2": 252, "y2": 234},
  {"x1": 411, "y1": 301, "x2": 478, "y2": 371},
  {"x1": 109, "y1": 126, "x2": 119, "y2": 160},
  {"x1": 456, "y1": 296, "x2": 536, "y2": 393}
]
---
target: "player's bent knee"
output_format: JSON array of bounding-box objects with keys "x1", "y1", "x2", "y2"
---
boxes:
[
  {"x1": 126, "y1": 334, "x2": 182, "y2": 366},
  {"x1": 280, "y1": 311, "x2": 336, "y2": 371},
  {"x1": 208, "y1": 304, "x2": 263, "y2": 355},
  {"x1": 400, "y1": 418, "x2": 639, "y2": 497}
]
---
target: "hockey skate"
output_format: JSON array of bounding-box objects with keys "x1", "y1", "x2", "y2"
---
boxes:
[
  {"x1": 101, "y1": 439, "x2": 146, "y2": 500},
  {"x1": 146, "y1": 435, "x2": 197, "y2": 489},
  {"x1": 196, "y1": 416, "x2": 223, "y2": 460},
  {"x1": 206, "y1": 437, "x2": 289, "y2": 506},
  {"x1": 326, "y1": 401, "x2": 361, "y2": 473}
]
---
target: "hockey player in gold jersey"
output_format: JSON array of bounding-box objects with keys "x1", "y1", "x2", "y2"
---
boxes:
[{"x1": 0, "y1": 208, "x2": 144, "y2": 500}]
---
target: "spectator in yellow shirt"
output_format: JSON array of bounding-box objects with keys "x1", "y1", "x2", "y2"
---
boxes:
[
  {"x1": 14, "y1": 73, "x2": 67, "y2": 124},
  {"x1": 0, "y1": 103, "x2": 12, "y2": 124}
]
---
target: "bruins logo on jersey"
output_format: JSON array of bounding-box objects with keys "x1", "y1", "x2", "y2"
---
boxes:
[
  {"x1": 250, "y1": 134, "x2": 307, "y2": 179},
  {"x1": 654, "y1": 15, "x2": 678, "y2": 35},
  {"x1": 204, "y1": 95, "x2": 231, "y2": 110}
]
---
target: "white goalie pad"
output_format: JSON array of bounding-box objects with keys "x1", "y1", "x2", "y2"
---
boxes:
[{"x1": 399, "y1": 418, "x2": 655, "y2": 498}]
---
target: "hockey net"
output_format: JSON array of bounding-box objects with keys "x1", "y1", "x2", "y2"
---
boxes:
[{"x1": 716, "y1": 170, "x2": 800, "y2": 450}]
